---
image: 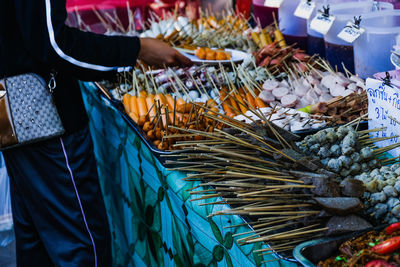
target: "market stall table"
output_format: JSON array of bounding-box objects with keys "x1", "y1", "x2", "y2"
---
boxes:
[{"x1": 80, "y1": 82, "x2": 299, "y2": 266}]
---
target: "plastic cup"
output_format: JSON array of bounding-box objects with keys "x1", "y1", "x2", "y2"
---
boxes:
[{"x1": 354, "y1": 10, "x2": 400, "y2": 78}]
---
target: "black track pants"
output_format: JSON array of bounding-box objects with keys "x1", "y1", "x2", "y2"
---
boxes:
[{"x1": 3, "y1": 127, "x2": 111, "y2": 267}]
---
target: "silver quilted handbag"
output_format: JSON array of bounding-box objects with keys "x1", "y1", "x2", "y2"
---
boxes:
[{"x1": 0, "y1": 73, "x2": 64, "y2": 149}]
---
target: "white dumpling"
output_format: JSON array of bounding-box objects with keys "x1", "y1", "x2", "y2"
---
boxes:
[
  {"x1": 305, "y1": 89, "x2": 318, "y2": 104},
  {"x1": 329, "y1": 84, "x2": 346, "y2": 97},
  {"x1": 281, "y1": 94, "x2": 298, "y2": 108},
  {"x1": 272, "y1": 87, "x2": 289, "y2": 100},
  {"x1": 259, "y1": 90, "x2": 276, "y2": 103},
  {"x1": 321, "y1": 75, "x2": 337, "y2": 88},
  {"x1": 188, "y1": 90, "x2": 200, "y2": 99},
  {"x1": 262, "y1": 79, "x2": 279, "y2": 91},
  {"x1": 294, "y1": 84, "x2": 309, "y2": 97}
]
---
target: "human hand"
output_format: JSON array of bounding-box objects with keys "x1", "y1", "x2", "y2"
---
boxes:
[{"x1": 138, "y1": 38, "x2": 192, "y2": 68}]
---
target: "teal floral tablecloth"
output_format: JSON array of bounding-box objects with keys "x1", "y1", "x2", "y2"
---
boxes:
[{"x1": 80, "y1": 82, "x2": 299, "y2": 267}]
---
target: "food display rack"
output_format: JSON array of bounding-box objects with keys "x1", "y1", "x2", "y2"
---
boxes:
[{"x1": 80, "y1": 81, "x2": 299, "y2": 267}]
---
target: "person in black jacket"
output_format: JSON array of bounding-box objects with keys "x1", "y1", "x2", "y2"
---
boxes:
[{"x1": 0, "y1": 0, "x2": 191, "y2": 266}]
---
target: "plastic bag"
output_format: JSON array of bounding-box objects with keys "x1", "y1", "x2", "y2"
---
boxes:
[{"x1": 0, "y1": 153, "x2": 13, "y2": 247}]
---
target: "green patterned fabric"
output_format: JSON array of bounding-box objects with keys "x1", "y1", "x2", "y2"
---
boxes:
[{"x1": 80, "y1": 82, "x2": 299, "y2": 267}]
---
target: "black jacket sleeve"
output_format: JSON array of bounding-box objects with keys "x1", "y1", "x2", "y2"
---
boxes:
[{"x1": 13, "y1": 0, "x2": 140, "y2": 81}]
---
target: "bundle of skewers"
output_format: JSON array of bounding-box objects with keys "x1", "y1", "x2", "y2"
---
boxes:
[
  {"x1": 95, "y1": 6, "x2": 371, "y2": 143},
  {"x1": 255, "y1": 42, "x2": 311, "y2": 72},
  {"x1": 235, "y1": 106, "x2": 327, "y2": 132},
  {"x1": 140, "y1": 10, "x2": 291, "y2": 54},
  {"x1": 252, "y1": 17, "x2": 313, "y2": 74},
  {"x1": 87, "y1": 4, "x2": 369, "y2": 136},
  {"x1": 117, "y1": 68, "x2": 233, "y2": 151},
  {"x1": 308, "y1": 90, "x2": 368, "y2": 125},
  {"x1": 67, "y1": 2, "x2": 139, "y2": 36},
  {"x1": 103, "y1": 58, "x2": 369, "y2": 145},
  {"x1": 162, "y1": 111, "x2": 400, "y2": 260},
  {"x1": 140, "y1": 13, "x2": 256, "y2": 52},
  {"x1": 122, "y1": 89, "x2": 224, "y2": 151},
  {"x1": 258, "y1": 59, "x2": 367, "y2": 110}
]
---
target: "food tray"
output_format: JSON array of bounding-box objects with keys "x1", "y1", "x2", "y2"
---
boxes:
[
  {"x1": 293, "y1": 225, "x2": 386, "y2": 267},
  {"x1": 95, "y1": 82, "x2": 177, "y2": 166},
  {"x1": 95, "y1": 82, "x2": 302, "y2": 262}
]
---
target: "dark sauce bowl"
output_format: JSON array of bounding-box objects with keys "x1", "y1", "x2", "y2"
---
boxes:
[{"x1": 293, "y1": 225, "x2": 387, "y2": 267}]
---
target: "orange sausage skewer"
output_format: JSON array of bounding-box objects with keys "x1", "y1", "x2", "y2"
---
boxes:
[
  {"x1": 137, "y1": 96, "x2": 148, "y2": 117},
  {"x1": 146, "y1": 94, "x2": 156, "y2": 119},
  {"x1": 235, "y1": 93, "x2": 248, "y2": 114},
  {"x1": 219, "y1": 89, "x2": 235, "y2": 117},
  {"x1": 123, "y1": 94, "x2": 131, "y2": 113},
  {"x1": 129, "y1": 95, "x2": 139, "y2": 116}
]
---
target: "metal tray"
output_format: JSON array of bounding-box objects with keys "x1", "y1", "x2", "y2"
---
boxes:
[
  {"x1": 95, "y1": 83, "x2": 301, "y2": 263},
  {"x1": 95, "y1": 82, "x2": 177, "y2": 166},
  {"x1": 293, "y1": 225, "x2": 387, "y2": 267}
]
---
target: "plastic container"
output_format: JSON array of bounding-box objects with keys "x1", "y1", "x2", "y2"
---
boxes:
[
  {"x1": 391, "y1": 52, "x2": 400, "y2": 70},
  {"x1": 354, "y1": 10, "x2": 400, "y2": 78},
  {"x1": 306, "y1": 0, "x2": 370, "y2": 57},
  {"x1": 324, "y1": 1, "x2": 393, "y2": 73},
  {"x1": 377, "y1": 0, "x2": 400, "y2": 9},
  {"x1": 279, "y1": 0, "x2": 308, "y2": 50},
  {"x1": 253, "y1": 0, "x2": 279, "y2": 28}
]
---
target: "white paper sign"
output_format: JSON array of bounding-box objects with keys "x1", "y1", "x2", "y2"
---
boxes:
[
  {"x1": 294, "y1": 0, "x2": 316, "y2": 19},
  {"x1": 264, "y1": 0, "x2": 284, "y2": 8},
  {"x1": 367, "y1": 78, "x2": 400, "y2": 157},
  {"x1": 337, "y1": 22, "x2": 365, "y2": 43},
  {"x1": 310, "y1": 14, "x2": 336, "y2": 35}
]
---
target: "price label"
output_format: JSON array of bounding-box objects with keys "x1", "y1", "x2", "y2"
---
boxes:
[
  {"x1": 294, "y1": 0, "x2": 316, "y2": 19},
  {"x1": 367, "y1": 77, "x2": 400, "y2": 157},
  {"x1": 309, "y1": 13, "x2": 336, "y2": 35},
  {"x1": 264, "y1": 0, "x2": 284, "y2": 8},
  {"x1": 337, "y1": 21, "x2": 365, "y2": 43}
]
